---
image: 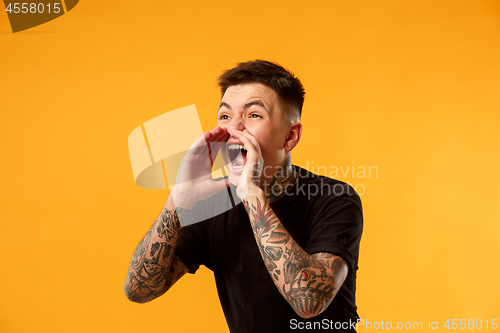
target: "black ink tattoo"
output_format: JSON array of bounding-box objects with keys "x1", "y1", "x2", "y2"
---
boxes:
[
  {"x1": 283, "y1": 248, "x2": 345, "y2": 316},
  {"x1": 265, "y1": 246, "x2": 283, "y2": 261},
  {"x1": 245, "y1": 198, "x2": 279, "y2": 271},
  {"x1": 251, "y1": 159, "x2": 264, "y2": 187},
  {"x1": 267, "y1": 157, "x2": 298, "y2": 203},
  {"x1": 125, "y1": 207, "x2": 188, "y2": 303}
]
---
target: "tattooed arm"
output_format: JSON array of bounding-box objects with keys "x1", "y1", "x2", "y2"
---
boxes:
[
  {"x1": 124, "y1": 196, "x2": 189, "y2": 303},
  {"x1": 243, "y1": 192, "x2": 348, "y2": 319},
  {"x1": 226, "y1": 128, "x2": 347, "y2": 317},
  {"x1": 125, "y1": 126, "x2": 230, "y2": 303}
]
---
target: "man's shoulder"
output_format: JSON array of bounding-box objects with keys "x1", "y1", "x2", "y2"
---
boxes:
[{"x1": 292, "y1": 165, "x2": 362, "y2": 210}]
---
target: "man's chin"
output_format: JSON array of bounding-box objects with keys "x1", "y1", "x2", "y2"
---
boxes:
[
  {"x1": 225, "y1": 159, "x2": 245, "y2": 182},
  {"x1": 226, "y1": 171, "x2": 240, "y2": 187}
]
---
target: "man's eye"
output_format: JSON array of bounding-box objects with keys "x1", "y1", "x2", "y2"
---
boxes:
[{"x1": 220, "y1": 115, "x2": 230, "y2": 120}]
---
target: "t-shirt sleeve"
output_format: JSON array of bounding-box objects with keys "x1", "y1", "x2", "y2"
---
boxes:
[
  {"x1": 304, "y1": 193, "x2": 363, "y2": 277},
  {"x1": 175, "y1": 219, "x2": 213, "y2": 273},
  {"x1": 174, "y1": 184, "x2": 236, "y2": 273},
  {"x1": 173, "y1": 181, "x2": 237, "y2": 274},
  {"x1": 174, "y1": 202, "x2": 213, "y2": 273}
]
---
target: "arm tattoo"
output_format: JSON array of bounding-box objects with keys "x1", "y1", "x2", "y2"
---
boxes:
[
  {"x1": 283, "y1": 249, "x2": 346, "y2": 316},
  {"x1": 244, "y1": 197, "x2": 347, "y2": 317},
  {"x1": 125, "y1": 207, "x2": 188, "y2": 303}
]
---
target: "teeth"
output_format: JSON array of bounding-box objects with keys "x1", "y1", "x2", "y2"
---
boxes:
[
  {"x1": 227, "y1": 143, "x2": 246, "y2": 169},
  {"x1": 228, "y1": 144, "x2": 246, "y2": 151}
]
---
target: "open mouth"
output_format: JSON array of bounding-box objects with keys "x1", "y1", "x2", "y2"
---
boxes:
[{"x1": 227, "y1": 144, "x2": 247, "y2": 169}]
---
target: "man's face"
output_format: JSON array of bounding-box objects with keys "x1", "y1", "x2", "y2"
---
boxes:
[{"x1": 217, "y1": 83, "x2": 290, "y2": 186}]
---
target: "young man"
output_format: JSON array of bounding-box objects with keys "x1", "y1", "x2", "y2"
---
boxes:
[{"x1": 125, "y1": 60, "x2": 363, "y2": 332}]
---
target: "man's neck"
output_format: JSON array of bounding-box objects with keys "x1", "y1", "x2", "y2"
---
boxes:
[{"x1": 264, "y1": 157, "x2": 298, "y2": 203}]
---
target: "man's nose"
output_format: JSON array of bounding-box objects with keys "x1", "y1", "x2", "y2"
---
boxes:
[{"x1": 227, "y1": 117, "x2": 245, "y2": 132}]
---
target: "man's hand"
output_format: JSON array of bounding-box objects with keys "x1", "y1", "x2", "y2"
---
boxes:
[
  {"x1": 227, "y1": 128, "x2": 264, "y2": 200},
  {"x1": 171, "y1": 126, "x2": 230, "y2": 209}
]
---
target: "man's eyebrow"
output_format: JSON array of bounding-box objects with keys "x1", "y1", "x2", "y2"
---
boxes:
[
  {"x1": 244, "y1": 100, "x2": 267, "y2": 111},
  {"x1": 219, "y1": 102, "x2": 231, "y2": 110}
]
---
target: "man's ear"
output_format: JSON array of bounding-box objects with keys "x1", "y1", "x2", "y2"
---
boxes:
[{"x1": 284, "y1": 122, "x2": 303, "y2": 152}]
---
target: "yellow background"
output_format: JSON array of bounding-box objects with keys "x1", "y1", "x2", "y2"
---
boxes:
[{"x1": 1, "y1": 0, "x2": 499, "y2": 332}]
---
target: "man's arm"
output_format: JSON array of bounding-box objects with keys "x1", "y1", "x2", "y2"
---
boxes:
[
  {"x1": 124, "y1": 126, "x2": 230, "y2": 303},
  {"x1": 243, "y1": 192, "x2": 348, "y2": 319},
  {"x1": 124, "y1": 196, "x2": 189, "y2": 303},
  {"x1": 228, "y1": 127, "x2": 349, "y2": 318}
]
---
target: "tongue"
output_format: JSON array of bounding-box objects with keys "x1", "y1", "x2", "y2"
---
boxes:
[{"x1": 236, "y1": 151, "x2": 246, "y2": 166}]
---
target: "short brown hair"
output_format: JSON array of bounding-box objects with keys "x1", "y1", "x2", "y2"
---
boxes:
[{"x1": 218, "y1": 60, "x2": 305, "y2": 122}]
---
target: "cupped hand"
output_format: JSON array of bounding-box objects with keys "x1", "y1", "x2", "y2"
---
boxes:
[
  {"x1": 171, "y1": 126, "x2": 230, "y2": 209},
  {"x1": 227, "y1": 129, "x2": 264, "y2": 200}
]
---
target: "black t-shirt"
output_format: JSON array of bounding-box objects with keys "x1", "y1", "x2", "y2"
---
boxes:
[{"x1": 175, "y1": 166, "x2": 363, "y2": 332}]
